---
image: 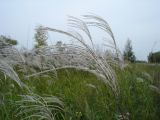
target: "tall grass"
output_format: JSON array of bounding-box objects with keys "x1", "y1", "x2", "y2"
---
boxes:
[
  {"x1": 40, "y1": 15, "x2": 123, "y2": 96},
  {"x1": 15, "y1": 94, "x2": 64, "y2": 120},
  {"x1": 0, "y1": 15, "x2": 159, "y2": 120}
]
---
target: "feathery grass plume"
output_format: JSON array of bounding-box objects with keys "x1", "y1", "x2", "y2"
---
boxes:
[
  {"x1": 25, "y1": 43, "x2": 114, "y2": 86},
  {"x1": 15, "y1": 93, "x2": 64, "y2": 120},
  {"x1": 35, "y1": 15, "x2": 123, "y2": 96},
  {"x1": 0, "y1": 39, "x2": 25, "y2": 65},
  {"x1": 149, "y1": 85, "x2": 160, "y2": 94},
  {"x1": 0, "y1": 59, "x2": 26, "y2": 88},
  {"x1": 22, "y1": 47, "x2": 58, "y2": 79},
  {"x1": 83, "y1": 14, "x2": 124, "y2": 66},
  {"x1": 0, "y1": 40, "x2": 27, "y2": 88}
]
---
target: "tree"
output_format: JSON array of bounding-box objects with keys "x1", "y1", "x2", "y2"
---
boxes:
[
  {"x1": 0, "y1": 35, "x2": 18, "y2": 48},
  {"x1": 55, "y1": 41, "x2": 65, "y2": 53},
  {"x1": 34, "y1": 25, "x2": 48, "y2": 48},
  {"x1": 123, "y1": 39, "x2": 136, "y2": 63},
  {"x1": 0, "y1": 35, "x2": 18, "y2": 57},
  {"x1": 148, "y1": 51, "x2": 160, "y2": 63}
]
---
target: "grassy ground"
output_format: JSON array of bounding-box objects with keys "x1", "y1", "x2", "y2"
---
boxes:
[{"x1": 0, "y1": 63, "x2": 160, "y2": 120}]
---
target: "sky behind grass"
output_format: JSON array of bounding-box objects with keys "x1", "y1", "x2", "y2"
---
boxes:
[{"x1": 0, "y1": 0, "x2": 160, "y2": 60}]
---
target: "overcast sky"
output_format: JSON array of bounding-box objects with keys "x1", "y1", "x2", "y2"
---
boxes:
[{"x1": 0, "y1": 0, "x2": 160, "y2": 60}]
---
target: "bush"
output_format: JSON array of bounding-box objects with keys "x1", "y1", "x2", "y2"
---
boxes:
[{"x1": 148, "y1": 51, "x2": 160, "y2": 63}]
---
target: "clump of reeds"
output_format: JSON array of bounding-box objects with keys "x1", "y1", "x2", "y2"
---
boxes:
[
  {"x1": 0, "y1": 14, "x2": 124, "y2": 119},
  {"x1": 15, "y1": 93, "x2": 64, "y2": 120},
  {"x1": 0, "y1": 40, "x2": 26, "y2": 88},
  {"x1": 36, "y1": 14, "x2": 123, "y2": 96}
]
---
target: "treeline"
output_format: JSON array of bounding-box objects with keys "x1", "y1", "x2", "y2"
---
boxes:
[
  {"x1": 123, "y1": 39, "x2": 160, "y2": 64},
  {"x1": 0, "y1": 27, "x2": 159, "y2": 64}
]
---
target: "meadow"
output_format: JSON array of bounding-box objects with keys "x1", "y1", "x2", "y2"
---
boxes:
[
  {"x1": 0, "y1": 15, "x2": 160, "y2": 120},
  {"x1": 0, "y1": 64, "x2": 160, "y2": 120}
]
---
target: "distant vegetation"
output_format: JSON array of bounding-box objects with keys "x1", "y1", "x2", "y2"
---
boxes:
[
  {"x1": 0, "y1": 35, "x2": 18, "y2": 47},
  {"x1": 135, "y1": 60, "x2": 147, "y2": 63},
  {"x1": 123, "y1": 39, "x2": 136, "y2": 63},
  {"x1": 148, "y1": 51, "x2": 160, "y2": 63},
  {"x1": 34, "y1": 25, "x2": 48, "y2": 48}
]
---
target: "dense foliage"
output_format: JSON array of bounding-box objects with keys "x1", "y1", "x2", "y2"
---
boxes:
[
  {"x1": 0, "y1": 35, "x2": 18, "y2": 48},
  {"x1": 0, "y1": 65, "x2": 160, "y2": 120},
  {"x1": 123, "y1": 39, "x2": 136, "y2": 63},
  {"x1": 34, "y1": 25, "x2": 48, "y2": 48},
  {"x1": 148, "y1": 51, "x2": 160, "y2": 63}
]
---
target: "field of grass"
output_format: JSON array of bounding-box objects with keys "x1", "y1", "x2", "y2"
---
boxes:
[
  {"x1": 0, "y1": 15, "x2": 160, "y2": 120},
  {"x1": 0, "y1": 63, "x2": 160, "y2": 120}
]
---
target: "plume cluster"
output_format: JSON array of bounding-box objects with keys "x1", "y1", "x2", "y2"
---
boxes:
[
  {"x1": 0, "y1": 40, "x2": 26, "y2": 88},
  {"x1": 36, "y1": 14, "x2": 123, "y2": 95},
  {"x1": 15, "y1": 94, "x2": 64, "y2": 120},
  {"x1": 0, "y1": 15, "x2": 123, "y2": 119}
]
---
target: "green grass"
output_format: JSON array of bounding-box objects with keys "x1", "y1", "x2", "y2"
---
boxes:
[
  {"x1": 134, "y1": 63, "x2": 160, "y2": 87},
  {"x1": 0, "y1": 64, "x2": 160, "y2": 120}
]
